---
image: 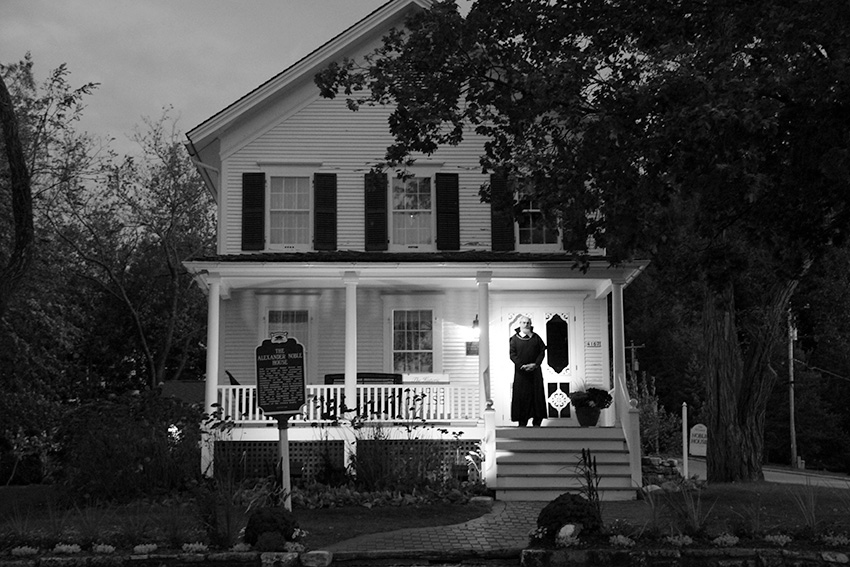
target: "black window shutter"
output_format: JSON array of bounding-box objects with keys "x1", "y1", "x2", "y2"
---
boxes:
[
  {"x1": 313, "y1": 173, "x2": 337, "y2": 251},
  {"x1": 490, "y1": 172, "x2": 515, "y2": 251},
  {"x1": 364, "y1": 172, "x2": 388, "y2": 251},
  {"x1": 242, "y1": 172, "x2": 265, "y2": 251},
  {"x1": 435, "y1": 173, "x2": 460, "y2": 250}
]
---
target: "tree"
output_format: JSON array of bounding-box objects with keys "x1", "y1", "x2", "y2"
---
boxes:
[
  {"x1": 48, "y1": 109, "x2": 215, "y2": 389},
  {"x1": 315, "y1": 0, "x2": 850, "y2": 481}
]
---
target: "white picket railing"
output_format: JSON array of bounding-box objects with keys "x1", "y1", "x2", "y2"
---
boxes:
[{"x1": 217, "y1": 384, "x2": 480, "y2": 425}]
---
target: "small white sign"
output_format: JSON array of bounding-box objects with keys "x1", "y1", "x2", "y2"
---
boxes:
[
  {"x1": 585, "y1": 340, "x2": 602, "y2": 348},
  {"x1": 689, "y1": 423, "x2": 707, "y2": 456}
]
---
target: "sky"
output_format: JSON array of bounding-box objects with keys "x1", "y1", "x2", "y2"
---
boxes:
[{"x1": 0, "y1": 0, "x2": 389, "y2": 156}]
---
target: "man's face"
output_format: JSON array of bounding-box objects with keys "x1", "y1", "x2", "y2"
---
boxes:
[{"x1": 518, "y1": 317, "x2": 531, "y2": 332}]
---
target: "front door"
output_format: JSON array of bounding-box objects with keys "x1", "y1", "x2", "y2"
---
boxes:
[{"x1": 492, "y1": 305, "x2": 580, "y2": 426}]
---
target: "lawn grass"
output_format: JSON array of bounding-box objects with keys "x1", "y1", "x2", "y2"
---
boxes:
[{"x1": 2, "y1": 481, "x2": 850, "y2": 552}]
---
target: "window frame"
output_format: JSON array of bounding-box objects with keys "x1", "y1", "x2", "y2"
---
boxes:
[
  {"x1": 263, "y1": 166, "x2": 315, "y2": 252},
  {"x1": 382, "y1": 296, "x2": 443, "y2": 375},
  {"x1": 386, "y1": 165, "x2": 442, "y2": 252},
  {"x1": 514, "y1": 184, "x2": 562, "y2": 252}
]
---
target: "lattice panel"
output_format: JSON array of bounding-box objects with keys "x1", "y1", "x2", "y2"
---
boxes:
[{"x1": 215, "y1": 440, "x2": 345, "y2": 483}]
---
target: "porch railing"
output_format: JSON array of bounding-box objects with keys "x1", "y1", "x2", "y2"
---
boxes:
[{"x1": 217, "y1": 384, "x2": 481, "y2": 425}]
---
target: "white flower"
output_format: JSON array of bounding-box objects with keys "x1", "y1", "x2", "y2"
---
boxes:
[
  {"x1": 11, "y1": 546, "x2": 38, "y2": 557},
  {"x1": 182, "y1": 542, "x2": 209, "y2": 553},
  {"x1": 53, "y1": 543, "x2": 81, "y2": 554},
  {"x1": 93, "y1": 544, "x2": 116, "y2": 554},
  {"x1": 711, "y1": 533, "x2": 739, "y2": 547},
  {"x1": 133, "y1": 543, "x2": 158, "y2": 555}
]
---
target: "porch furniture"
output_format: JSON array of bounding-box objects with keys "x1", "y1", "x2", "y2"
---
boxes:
[{"x1": 323, "y1": 373, "x2": 403, "y2": 417}]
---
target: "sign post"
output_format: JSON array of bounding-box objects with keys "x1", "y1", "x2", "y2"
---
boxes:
[{"x1": 255, "y1": 333, "x2": 306, "y2": 511}]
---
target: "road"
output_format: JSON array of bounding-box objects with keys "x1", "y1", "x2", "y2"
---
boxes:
[{"x1": 683, "y1": 457, "x2": 850, "y2": 489}]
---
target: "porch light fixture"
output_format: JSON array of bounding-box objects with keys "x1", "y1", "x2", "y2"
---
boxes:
[{"x1": 472, "y1": 314, "x2": 480, "y2": 339}]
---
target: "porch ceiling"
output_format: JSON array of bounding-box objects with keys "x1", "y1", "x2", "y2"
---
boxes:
[{"x1": 184, "y1": 253, "x2": 648, "y2": 299}]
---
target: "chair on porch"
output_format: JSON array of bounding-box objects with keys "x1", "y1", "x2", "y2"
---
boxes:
[{"x1": 323, "y1": 373, "x2": 403, "y2": 418}]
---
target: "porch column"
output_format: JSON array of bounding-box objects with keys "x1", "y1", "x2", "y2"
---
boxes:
[
  {"x1": 476, "y1": 271, "x2": 492, "y2": 409},
  {"x1": 202, "y1": 275, "x2": 221, "y2": 476},
  {"x1": 477, "y1": 271, "x2": 497, "y2": 488},
  {"x1": 611, "y1": 280, "x2": 627, "y2": 426},
  {"x1": 204, "y1": 275, "x2": 221, "y2": 415},
  {"x1": 343, "y1": 271, "x2": 359, "y2": 413}
]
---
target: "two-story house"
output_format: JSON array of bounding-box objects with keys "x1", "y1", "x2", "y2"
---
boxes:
[{"x1": 184, "y1": 0, "x2": 647, "y2": 501}]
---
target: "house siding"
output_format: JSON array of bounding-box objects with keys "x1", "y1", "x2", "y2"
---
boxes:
[
  {"x1": 583, "y1": 297, "x2": 608, "y2": 387},
  {"x1": 220, "y1": 98, "x2": 491, "y2": 256}
]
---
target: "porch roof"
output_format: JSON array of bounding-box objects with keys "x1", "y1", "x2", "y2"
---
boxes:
[{"x1": 184, "y1": 251, "x2": 648, "y2": 299}]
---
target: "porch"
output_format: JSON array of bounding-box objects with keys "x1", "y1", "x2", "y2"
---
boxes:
[{"x1": 212, "y1": 383, "x2": 641, "y2": 501}]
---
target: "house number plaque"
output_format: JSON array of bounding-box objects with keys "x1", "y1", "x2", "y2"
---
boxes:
[{"x1": 255, "y1": 335, "x2": 306, "y2": 416}]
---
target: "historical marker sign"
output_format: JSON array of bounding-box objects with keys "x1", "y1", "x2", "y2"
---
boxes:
[
  {"x1": 255, "y1": 335, "x2": 306, "y2": 416},
  {"x1": 689, "y1": 423, "x2": 708, "y2": 457}
]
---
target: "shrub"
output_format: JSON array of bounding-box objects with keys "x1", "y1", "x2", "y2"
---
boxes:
[
  {"x1": 243, "y1": 507, "x2": 300, "y2": 545},
  {"x1": 533, "y1": 493, "x2": 602, "y2": 546},
  {"x1": 56, "y1": 390, "x2": 202, "y2": 502}
]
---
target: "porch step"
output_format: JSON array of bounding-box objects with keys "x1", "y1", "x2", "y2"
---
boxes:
[{"x1": 494, "y1": 425, "x2": 638, "y2": 502}]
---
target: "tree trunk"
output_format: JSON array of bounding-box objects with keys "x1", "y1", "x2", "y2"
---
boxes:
[
  {"x1": 0, "y1": 73, "x2": 34, "y2": 319},
  {"x1": 704, "y1": 278, "x2": 800, "y2": 482}
]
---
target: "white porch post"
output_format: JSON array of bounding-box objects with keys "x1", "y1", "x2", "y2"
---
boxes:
[
  {"x1": 477, "y1": 271, "x2": 497, "y2": 488},
  {"x1": 202, "y1": 275, "x2": 221, "y2": 476},
  {"x1": 477, "y1": 271, "x2": 492, "y2": 409},
  {"x1": 612, "y1": 279, "x2": 642, "y2": 485},
  {"x1": 343, "y1": 271, "x2": 359, "y2": 412},
  {"x1": 611, "y1": 280, "x2": 627, "y2": 425}
]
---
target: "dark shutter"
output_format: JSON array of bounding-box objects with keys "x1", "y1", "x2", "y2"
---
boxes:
[
  {"x1": 313, "y1": 173, "x2": 337, "y2": 250},
  {"x1": 490, "y1": 172, "x2": 515, "y2": 251},
  {"x1": 364, "y1": 171, "x2": 388, "y2": 251},
  {"x1": 242, "y1": 172, "x2": 265, "y2": 251},
  {"x1": 435, "y1": 173, "x2": 460, "y2": 250}
]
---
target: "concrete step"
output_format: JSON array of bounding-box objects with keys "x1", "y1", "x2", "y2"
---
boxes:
[
  {"x1": 496, "y1": 450, "x2": 629, "y2": 465},
  {"x1": 493, "y1": 425, "x2": 636, "y2": 503},
  {"x1": 496, "y1": 486, "x2": 638, "y2": 502},
  {"x1": 498, "y1": 461, "x2": 632, "y2": 477}
]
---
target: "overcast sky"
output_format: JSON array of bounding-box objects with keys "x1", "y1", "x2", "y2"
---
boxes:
[{"x1": 0, "y1": 0, "x2": 388, "y2": 156}]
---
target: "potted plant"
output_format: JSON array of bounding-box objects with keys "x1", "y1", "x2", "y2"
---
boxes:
[{"x1": 569, "y1": 387, "x2": 613, "y2": 427}]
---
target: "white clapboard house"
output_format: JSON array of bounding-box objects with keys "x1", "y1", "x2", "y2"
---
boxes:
[{"x1": 184, "y1": 0, "x2": 647, "y2": 501}]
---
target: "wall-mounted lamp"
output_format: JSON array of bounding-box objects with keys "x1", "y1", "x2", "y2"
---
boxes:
[{"x1": 472, "y1": 314, "x2": 480, "y2": 340}]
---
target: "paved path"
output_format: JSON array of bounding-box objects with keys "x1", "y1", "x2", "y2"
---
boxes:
[
  {"x1": 325, "y1": 500, "x2": 544, "y2": 560},
  {"x1": 323, "y1": 463, "x2": 849, "y2": 561}
]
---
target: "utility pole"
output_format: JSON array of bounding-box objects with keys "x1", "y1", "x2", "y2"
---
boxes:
[
  {"x1": 625, "y1": 340, "x2": 645, "y2": 372},
  {"x1": 788, "y1": 310, "x2": 798, "y2": 469}
]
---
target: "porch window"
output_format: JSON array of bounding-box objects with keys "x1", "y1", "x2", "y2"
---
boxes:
[
  {"x1": 391, "y1": 176, "x2": 433, "y2": 249},
  {"x1": 269, "y1": 176, "x2": 310, "y2": 248},
  {"x1": 268, "y1": 309, "x2": 309, "y2": 343},
  {"x1": 392, "y1": 309, "x2": 434, "y2": 373}
]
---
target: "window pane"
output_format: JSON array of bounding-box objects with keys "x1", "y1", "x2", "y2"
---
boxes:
[
  {"x1": 391, "y1": 177, "x2": 432, "y2": 246},
  {"x1": 269, "y1": 176, "x2": 310, "y2": 245},
  {"x1": 392, "y1": 310, "x2": 433, "y2": 373}
]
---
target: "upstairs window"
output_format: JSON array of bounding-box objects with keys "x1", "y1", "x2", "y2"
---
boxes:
[
  {"x1": 516, "y1": 193, "x2": 560, "y2": 249},
  {"x1": 365, "y1": 171, "x2": 458, "y2": 252},
  {"x1": 392, "y1": 309, "x2": 434, "y2": 373},
  {"x1": 241, "y1": 170, "x2": 336, "y2": 253},
  {"x1": 269, "y1": 176, "x2": 310, "y2": 248},
  {"x1": 391, "y1": 176, "x2": 434, "y2": 250}
]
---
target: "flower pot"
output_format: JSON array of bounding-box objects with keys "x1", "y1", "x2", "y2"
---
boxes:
[{"x1": 574, "y1": 406, "x2": 601, "y2": 427}]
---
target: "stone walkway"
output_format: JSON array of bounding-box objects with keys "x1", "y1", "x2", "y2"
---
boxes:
[{"x1": 324, "y1": 500, "x2": 544, "y2": 560}]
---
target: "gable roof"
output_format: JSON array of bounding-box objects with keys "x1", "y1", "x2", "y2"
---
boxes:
[{"x1": 186, "y1": 0, "x2": 431, "y2": 157}]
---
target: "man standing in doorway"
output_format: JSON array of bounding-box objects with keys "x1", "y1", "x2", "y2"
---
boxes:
[{"x1": 510, "y1": 316, "x2": 547, "y2": 427}]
